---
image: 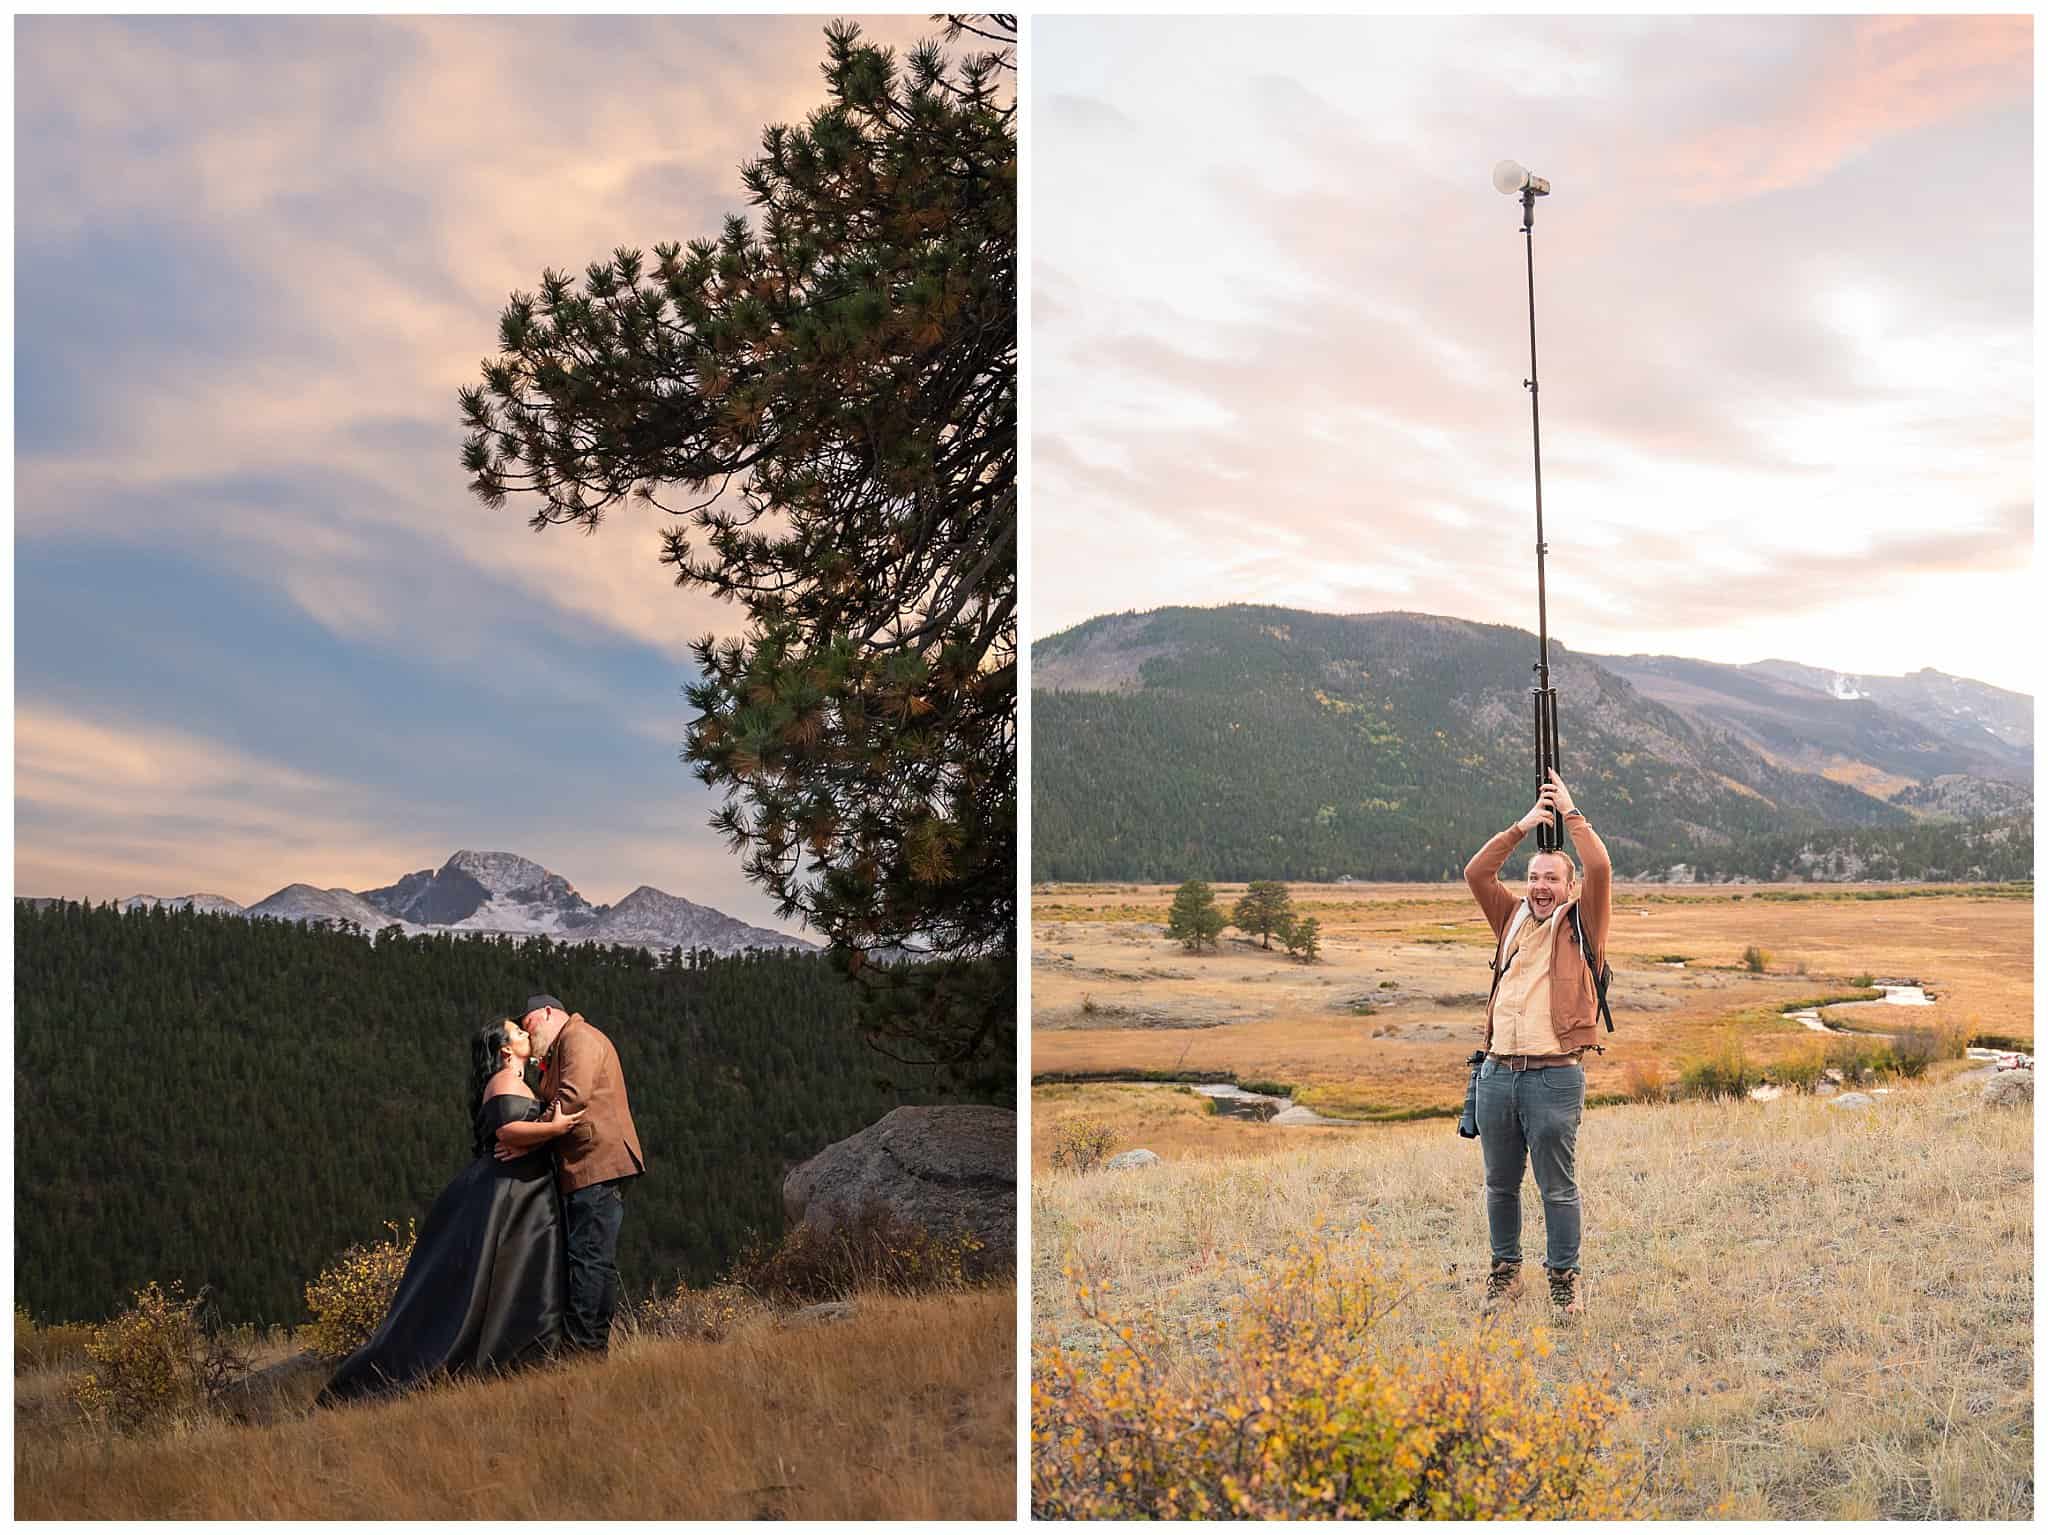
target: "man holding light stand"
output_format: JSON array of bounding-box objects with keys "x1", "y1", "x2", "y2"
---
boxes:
[{"x1": 1456, "y1": 160, "x2": 1614, "y2": 1319}]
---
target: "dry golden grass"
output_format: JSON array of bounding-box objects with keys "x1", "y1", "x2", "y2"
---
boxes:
[
  {"x1": 17, "y1": 1287, "x2": 1015, "y2": 1520},
  {"x1": 1032, "y1": 1075, "x2": 2032, "y2": 1519},
  {"x1": 1033, "y1": 1082, "x2": 1307, "y2": 1170},
  {"x1": 1032, "y1": 882, "x2": 2030, "y2": 1136}
]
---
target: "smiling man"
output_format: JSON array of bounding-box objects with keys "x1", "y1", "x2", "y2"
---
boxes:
[{"x1": 1462, "y1": 770, "x2": 1613, "y2": 1318}]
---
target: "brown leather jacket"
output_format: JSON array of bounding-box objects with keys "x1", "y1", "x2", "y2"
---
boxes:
[
  {"x1": 1463, "y1": 813, "x2": 1613, "y2": 1054},
  {"x1": 542, "y1": 1014, "x2": 645, "y2": 1193}
]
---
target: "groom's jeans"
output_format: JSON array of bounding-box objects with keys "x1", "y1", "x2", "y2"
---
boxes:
[
  {"x1": 1475, "y1": 1057, "x2": 1584, "y2": 1273},
  {"x1": 564, "y1": 1177, "x2": 629, "y2": 1353}
]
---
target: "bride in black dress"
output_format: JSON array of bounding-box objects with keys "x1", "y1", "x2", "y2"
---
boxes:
[{"x1": 319, "y1": 1017, "x2": 582, "y2": 1405}]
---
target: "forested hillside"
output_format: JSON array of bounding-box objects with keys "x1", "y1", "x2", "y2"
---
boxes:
[
  {"x1": 16, "y1": 901, "x2": 976, "y2": 1325},
  {"x1": 1033, "y1": 607, "x2": 2030, "y2": 883}
]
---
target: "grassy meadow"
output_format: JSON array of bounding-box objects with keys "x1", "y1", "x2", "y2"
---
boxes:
[
  {"x1": 17, "y1": 1287, "x2": 1015, "y2": 1519},
  {"x1": 1032, "y1": 880, "x2": 2031, "y2": 1150},
  {"x1": 1031, "y1": 1074, "x2": 2031, "y2": 1519}
]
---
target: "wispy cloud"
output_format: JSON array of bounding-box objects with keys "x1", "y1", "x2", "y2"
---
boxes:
[
  {"x1": 1033, "y1": 15, "x2": 2033, "y2": 690},
  {"x1": 17, "y1": 14, "x2": 937, "y2": 656},
  {"x1": 1657, "y1": 15, "x2": 2031, "y2": 204},
  {"x1": 15, "y1": 704, "x2": 427, "y2": 897},
  {"x1": 15, "y1": 15, "x2": 944, "y2": 919}
]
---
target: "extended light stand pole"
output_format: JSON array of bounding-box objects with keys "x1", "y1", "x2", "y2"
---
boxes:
[{"x1": 1495, "y1": 158, "x2": 1563, "y2": 853}]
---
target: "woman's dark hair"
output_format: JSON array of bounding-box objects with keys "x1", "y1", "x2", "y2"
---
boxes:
[{"x1": 469, "y1": 1019, "x2": 519, "y2": 1155}]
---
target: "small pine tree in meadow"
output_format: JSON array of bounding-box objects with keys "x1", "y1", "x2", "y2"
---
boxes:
[
  {"x1": 1231, "y1": 881, "x2": 1296, "y2": 949},
  {"x1": 1283, "y1": 915, "x2": 1322, "y2": 963},
  {"x1": 1165, "y1": 880, "x2": 1226, "y2": 951}
]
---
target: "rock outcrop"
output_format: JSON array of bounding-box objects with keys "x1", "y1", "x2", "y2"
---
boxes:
[{"x1": 783, "y1": 1105, "x2": 1015, "y2": 1275}]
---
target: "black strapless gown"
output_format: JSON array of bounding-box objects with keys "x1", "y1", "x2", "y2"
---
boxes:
[{"x1": 319, "y1": 1095, "x2": 565, "y2": 1405}]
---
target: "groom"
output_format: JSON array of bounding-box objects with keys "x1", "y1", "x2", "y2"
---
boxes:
[{"x1": 501, "y1": 994, "x2": 644, "y2": 1355}]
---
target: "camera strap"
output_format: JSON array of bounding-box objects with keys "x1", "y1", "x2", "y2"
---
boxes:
[{"x1": 1568, "y1": 903, "x2": 1614, "y2": 1034}]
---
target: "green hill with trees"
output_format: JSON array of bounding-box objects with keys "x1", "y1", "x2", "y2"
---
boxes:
[
  {"x1": 15, "y1": 900, "x2": 983, "y2": 1326},
  {"x1": 1032, "y1": 606, "x2": 2030, "y2": 883}
]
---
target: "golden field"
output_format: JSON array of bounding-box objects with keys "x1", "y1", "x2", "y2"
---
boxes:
[
  {"x1": 1032, "y1": 881, "x2": 2031, "y2": 1151},
  {"x1": 16, "y1": 1288, "x2": 1015, "y2": 1520},
  {"x1": 1032, "y1": 1075, "x2": 2032, "y2": 1519}
]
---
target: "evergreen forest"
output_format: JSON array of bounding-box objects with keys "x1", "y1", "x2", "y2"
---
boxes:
[
  {"x1": 1032, "y1": 607, "x2": 2031, "y2": 884},
  {"x1": 15, "y1": 901, "x2": 980, "y2": 1325}
]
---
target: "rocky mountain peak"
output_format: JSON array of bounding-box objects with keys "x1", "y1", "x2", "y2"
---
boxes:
[
  {"x1": 443, "y1": 850, "x2": 553, "y2": 896},
  {"x1": 102, "y1": 852, "x2": 815, "y2": 957}
]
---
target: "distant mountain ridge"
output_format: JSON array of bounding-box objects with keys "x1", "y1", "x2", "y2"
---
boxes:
[
  {"x1": 1588, "y1": 653, "x2": 2030, "y2": 793},
  {"x1": 108, "y1": 851, "x2": 812, "y2": 955},
  {"x1": 1748, "y1": 659, "x2": 2032, "y2": 754},
  {"x1": 1032, "y1": 605, "x2": 2031, "y2": 884}
]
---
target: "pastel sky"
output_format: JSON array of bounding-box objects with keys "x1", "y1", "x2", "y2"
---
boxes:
[
  {"x1": 14, "y1": 13, "x2": 939, "y2": 925},
  {"x1": 1032, "y1": 15, "x2": 2034, "y2": 694}
]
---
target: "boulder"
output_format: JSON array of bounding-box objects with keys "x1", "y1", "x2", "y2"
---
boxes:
[
  {"x1": 1829, "y1": 1092, "x2": 1877, "y2": 1110},
  {"x1": 1104, "y1": 1149, "x2": 1161, "y2": 1171},
  {"x1": 783, "y1": 1105, "x2": 1015, "y2": 1274},
  {"x1": 1981, "y1": 1068, "x2": 2033, "y2": 1108}
]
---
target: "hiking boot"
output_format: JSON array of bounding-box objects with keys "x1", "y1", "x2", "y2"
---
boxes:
[
  {"x1": 1547, "y1": 1265, "x2": 1584, "y2": 1316},
  {"x1": 1479, "y1": 1259, "x2": 1524, "y2": 1313}
]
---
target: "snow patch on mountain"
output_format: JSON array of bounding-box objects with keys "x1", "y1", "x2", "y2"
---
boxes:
[{"x1": 446, "y1": 892, "x2": 602, "y2": 937}]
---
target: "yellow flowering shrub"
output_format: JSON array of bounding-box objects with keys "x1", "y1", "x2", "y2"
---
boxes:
[
  {"x1": 303, "y1": 1220, "x2": 415, "y2": 1360},
  {"x1": 1048, "y1": 1119, "x2": 1117, "y2": 1173},
  {"x1": 73, "y1": 1282, "x2": 206, "y2": 1431},
  {"x1": 1032, "y1": 1231, "x2": 1647, "y2": 1519}
]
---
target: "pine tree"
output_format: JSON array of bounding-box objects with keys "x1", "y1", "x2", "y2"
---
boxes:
[
  {"x1": 460, "y1": 19, "x2": 1015, "y2": 1080},
  {"x1": 1165, "y1": 879, "x2": 1225, "y2": 952},
  {"x1": 1232, "y1": 881, "x2": 1295, "y2": 949},
  {"x1": 1283, "y1": 914, "x2": 1322, "y2": 963}
]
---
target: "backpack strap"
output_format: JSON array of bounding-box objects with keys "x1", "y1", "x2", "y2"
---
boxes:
[{"x1": 1569, "y1": 904, "x2": 1615, "y2": 1034}]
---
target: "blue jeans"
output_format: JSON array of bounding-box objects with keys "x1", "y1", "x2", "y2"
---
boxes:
[
  {"x1": 563, "y1": 1177, "x2": 629, "y2": 1353},
  {"x1": 1475, "y1": 1058, "x2": 1584, "y2": 1272}
]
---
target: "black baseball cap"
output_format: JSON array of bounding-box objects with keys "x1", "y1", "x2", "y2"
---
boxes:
[{"x1": 520, "y1": 994, "x2": 565, "y2": 1020}]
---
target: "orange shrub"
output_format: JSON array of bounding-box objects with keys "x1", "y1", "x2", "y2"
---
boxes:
[
  {"x1": 1032, "y1": 1231, "x2": 1646, "y2": 1519},
  {"x1": 1619, "y1": 1058, "x2": 1668, "y2": 1104}
]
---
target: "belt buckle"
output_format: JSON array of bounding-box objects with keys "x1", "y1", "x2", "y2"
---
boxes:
[{"x1": 1508, "y1": 1055, "x2": 1530, "y2": 1073}]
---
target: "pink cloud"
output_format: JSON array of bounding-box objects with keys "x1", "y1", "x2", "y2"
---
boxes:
[{"x1": 1660, "y1": 15, "x2": 2031, "y2": 203}]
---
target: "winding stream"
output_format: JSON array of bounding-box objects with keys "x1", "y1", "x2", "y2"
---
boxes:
[
  {"x1": 1784, "y1": 983, "x2": 1932, "y2": 1035},
  {"x1": 1190, "y1": 1082, "x2": 1354, "y2": 1126},
  {"x1": 1174, "y1": 983, "x2": 2025, "y2": 1126},
  {"x1": 1756, "y1": 983, "x2": 2031, "y2": 1098}
]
